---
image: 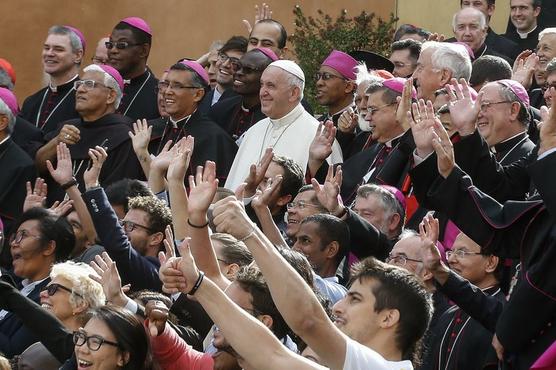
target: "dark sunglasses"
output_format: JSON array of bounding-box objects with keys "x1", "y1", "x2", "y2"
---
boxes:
[
  {"x1": 43, "y1": 283, "x2": 83, "y2": 298},
  {"x1": 105, "y1": 41, "x2": 142, "y2": 50}
]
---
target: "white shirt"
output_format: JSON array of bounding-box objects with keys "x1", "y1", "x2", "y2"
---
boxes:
[
  {"x1": 225, "y1": 103, "x2": 343, "y2": 190},
  {"x1": 343, "y1": 338, "x2": 413, "y2": 370}
]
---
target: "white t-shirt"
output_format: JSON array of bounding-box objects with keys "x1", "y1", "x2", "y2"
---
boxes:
[{"x1": 343, "y1": 338, "x2": 413, "y2": 370}]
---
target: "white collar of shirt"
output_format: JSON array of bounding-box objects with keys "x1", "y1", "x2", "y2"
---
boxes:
[
  {"x1": 268, "y1": 103, "x2": 304, "y2": 129},
  {"x1": 212, "y1": 87, "x2": 223, "y2": 105},
  {"x1": 384, "y1": 132, "x2": 405, "y2": 148},
  {"x1": 517, "y1": 25, "x2": 537, "y2": 39},
  {"x1": 324, "y1": 276, "x2": 340, "y2": 284},
  {"x1": 331, "y1": 102, "x2": 355, "y2": 117},
  {"x1": 0, "y1": 135, "x2": 11, "y2": 146},
  {"x1": 170, "y1": 113, "x2": 194, "y2": 128},
  {"x1": 49, "y1": 74, "x2": 79, "y2": 92},
  {"x1": 490, "y1": 131, "x2": 526, "y2": 153}
]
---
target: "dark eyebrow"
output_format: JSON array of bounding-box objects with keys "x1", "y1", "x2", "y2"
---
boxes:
[{"x1": 347, "y1": 291, "x2": 363, "y2": 299}]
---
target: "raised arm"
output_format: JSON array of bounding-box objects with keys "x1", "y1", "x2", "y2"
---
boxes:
[
  {"x1": 129, "y1": 119, "x2": 153, "y2": 178},
  {"x1": 167, "y1": 136, "x2": 194, "y2": 240},
  {"x1": 251, "y1": 177, "x2": 289, "y2": 248},
  {"x1": 212, "y1": 197, "x2": 348, "y2": 370}
]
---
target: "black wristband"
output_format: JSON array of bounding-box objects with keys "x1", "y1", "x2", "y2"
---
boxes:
[
  {"x1": 188, "y1": 271, "x2": 205, "y2": 295},
  {"x1": 61, "y1": 177, "x2": 78, "y2": 190},
  {"x1": 187, "y1": 218, "x2": 209, "y2": 229}
]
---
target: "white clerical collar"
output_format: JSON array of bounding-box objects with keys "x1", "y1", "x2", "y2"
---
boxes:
[
  {"x1": 384, "y1": 131, "x2": 405, "y2": 148},
  {"x1": 491, "y1": 131, "x2": 527, "y2": 153},
  {"x1": 269, "y1": 103, "x2": 304, "y2": 128},
  {"x1": 518, "y1": 25, "x2": 537, "y2": 39},
  {"x1": 49, "y1": 74, "x2": 79, "y2": 92},
  {"x1": 169, "y1": 111, "x2": 195, "y2": 128},
  {"x1": 332, "y1": 102, "x2": 355, "y2": 117},
  {"x1": 0, "y1": 135, "x2": 11, "y2": 146}
]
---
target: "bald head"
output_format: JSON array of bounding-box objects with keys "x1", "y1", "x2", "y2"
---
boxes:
[{"x1": 453, "y1": 7, "x2": 488, "y2": 53}]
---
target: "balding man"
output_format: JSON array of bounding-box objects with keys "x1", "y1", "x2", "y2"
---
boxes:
[{"x1": 225, "y1": 60, "x2": 342, "y2": 190}]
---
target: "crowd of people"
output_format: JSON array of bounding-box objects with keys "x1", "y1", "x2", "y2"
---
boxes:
[{"x1": 0, "y1": 0, "x2": 555, "y2": 369}]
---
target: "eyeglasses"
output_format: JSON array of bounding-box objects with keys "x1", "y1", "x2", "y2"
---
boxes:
[
  {"x1": 157, "y1": 80, "x2": 202, "y2": 92},
  {"x1": 367, "y1": 103, "x2": 396, "y2": 116},
  {"x1": 217, "y1": 53, "x2": 241, "y2": 71},
  {"x1": 105, "y1": 41, "x2": 142, "y2": 50},
  {"x1": 73, "y1": 330, "x2": 120, "y2": 351},
  {"x1": 9, "y1": 230, "x2": 42, "y2": 245},
  {"x1": 286, "y1": 201, "x2": 322, "y2": 210},
  {"x1": 314, "y1": 72, "x2": 347, "y2": 81},
  {"x1": 237, "y1": 64, "x2": 265, "y2": 75},
  {"x1": 386, "y1": 254, "x2": 422, "y2": 266},
  {"x1": 479, "y1": 100, "x2": 511, "y2": 112},
  {"x1": 74, "y1": 80, "x2": 109, "y2": 91},
  {"x1": 43, "y1": 283, "x2": 83, "y2": 298},
  {"x1": 119, "y1": 220, "x2": 155, "y2": 234},
  {"x1": 446, "y1": 249, "x2": 483, "y2": 259},
  {"x1": 542, "y1": 83, "x2": 556, "y2": 93},
  {"x1": 91, "y1": 56, "x2": 108, "y2": 64}
]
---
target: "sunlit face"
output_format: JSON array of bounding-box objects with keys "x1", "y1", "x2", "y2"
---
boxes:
[
  {"x1": 107, "y1": 28, "x2": 144, "y2": 78},
  {"x1": 157, "y1": 71, "x2": 169, "y2": 117},
  {"x1": 390, "y1": 49, "x2": 416, "y2": 78},
  {"x1": 40, "y1": 276, "x2": 76, "y2": 322},
  {"x1": 163, "y1": 69, "x2": 204, "y2": 120},
  {"x1": 412, "y1": 47, "x2": 444, "y2": 101},
  {"x1": 543, "y1": 72, "x2": 556, "y2": 108},
  {"x1": 75, "y1": 70, "x2": 115, "y2": 117},
  {"x1": 233, "y1": 51, "x2": 268, "y2": 96},
  {"x1": 352, "y1": 194, "x2": 391, "y2": 235},
  {"x1": 461, "y1": 0, "x2": 494, "y2": 19},
  {"x1": 447, "y1": 233, "x2": 496, "y2": 286},
  {"x1": 510, "y1": 0, "x2": 540, "y2": 32},
  {"x1": 216, "y1": 49, "x2": 244, "y2": 88},
  {"x1": 207, "y1": 49, "x2": 220, "y2": 89},
  {"x1": 364, "y1": 91, "x2": 399, "y2": 143},
  {"x1": 315, "y1": 65, "x2": 352, "y2": 108},
  {"x1": 285, "y1": 190, "x2": 324, "y2": 238},
  {"x1": 42, "y1": 33, "x2": 81, "y2": 77},
  {"x1": 536, "y1": 34, "x2": 556, "y2": 69},
  {"x1": 355, "y1": 81, "x2": 371, "y2": 131},
  {"x1": 248, "y1": 22, "x2": 284, "y2": 57},
  {"x1": 293, "y1": 221, "x2": 329, "y2": 275},
  {"x1": 260, "y1": 66, "x2": 299, "y2": 119},
  {"x1": 454, "y1": 10, "x2": 488, "y2": 52},
  {"x1": 476, "y1": 83, "x2": 516, "y2": 146},
  {"x1": 75, "y1": 318, "x2": 126, "y2": 370},
  {"x1": 121, "y1": 208, "x2": 153, "y2": 256},
  {"x1": 10, "y1": 220, "x2": 50, "y2": 281},
  {"x1": 93, "y1": 37, "x2": 109, "y2": 65},
  {"x1": 388, "y1": 236, "x2": 425, "y2": 278}
]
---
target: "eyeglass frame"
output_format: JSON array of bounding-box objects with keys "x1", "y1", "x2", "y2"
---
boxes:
[
  {"x1": 119, "y1": 220, "x2": 155, "y2": 234},
  {"x1": 74, "y1": 80, "x2": 111, "y2": 91},
  {"x1": 156, "y1": 80, "x2": 202, "y2": 92},
  {"x1": 73, "y1": 330, "x2": 121, "y2": 351},
  {"x1": 286, "y1": 201, "x2": 323, "y2": 211},
  {"x1": 9, "y1": 230, "x2": 43, "y2": 245},
  {"x1": 43, "y1": 283, "x2": 83, "y2": 298},
  {"x1": 446, "y1": 249, "x2": 483, "y2": 259},
  {"x1": 105, "y1": 41, "x2": 143, "y2": 50},
  {"x1": 367, "y1": 102, "x2": 396, "y2": 116},
  {"x1": 314, "y1": 72, "x2": 347, "y2": 81},
  {"x1": 217, "y1": 52, "x2": 241, "y2": 71},
  {"x1": 386, "y1": 254, "x2": 423, "y2": 266},
  {"x1": 479, "y1": 100, "x2": 512, "y2": 112},
  {"x1": 236, "y1": 64, "x2": 266, "y2": 75}
]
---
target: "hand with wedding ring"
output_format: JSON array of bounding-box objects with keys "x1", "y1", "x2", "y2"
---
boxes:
[{"x1": 56, "y1": 124, "x2": 81, "y2": 145}]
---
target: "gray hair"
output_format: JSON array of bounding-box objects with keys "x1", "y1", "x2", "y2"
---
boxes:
[
  {"x1": 83, "y1": 64, "x2": 123, "y2": 109},
  {"x1": 50, "y1": 261, "x2": 106, "y2": 311},
  {"x1": 0, "y1": 69, "x2": 14, "y2": 90},
  {"x1": 423, "y1": 41, "x2": 472, "y2": 81},
  {"x1": 496, "y1": 82, "x2": 531, "y2": 125},
  {"x1": 452, "y1": 7, "x2": 487, "y2": 31},
  {"x1": 0, "y1": 99, "x2": 15, "y2": 134},
  {"x1": 355, "y1": 184, "x2": 405, "y2": 236},
  {"x1": 283, "y1": 70, "x2": 305, "y2": 101},
  {"x1": 48, "y1": 25, "x2": 83, "y2": 56},
  {"x1": 546, "y1": 58, "x2": 556, "y2": 75},
  {"x1": 539, "y1": 27, "x2": 556, "y2": 41}
]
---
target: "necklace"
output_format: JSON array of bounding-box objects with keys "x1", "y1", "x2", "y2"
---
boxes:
[
  {"x1": 35, "y1": 84, "x2": 75, "y2": 128},
  {"x1": 497, "y1": 135, "x2": 529, "y2": 164},
  {"x1": 122, "y1": 71, "x2": 152, "y2": 116},
  {"x1": 257, "y1": 112, "x2": 301, "y2": 161}
]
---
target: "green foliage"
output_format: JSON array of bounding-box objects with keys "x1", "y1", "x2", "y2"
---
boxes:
[{"x1": 290, "y1": 6, "x2": 398, "y2": 114}]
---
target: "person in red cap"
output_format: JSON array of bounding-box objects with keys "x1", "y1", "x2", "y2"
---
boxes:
[
  {"x1": 147, "y1": 60, "x2": 237, "y2": 182},
  {"x1": 107, "y1": 17, "x2": 159, "y2": 121},
  {"x1": 19, "y1": 25, "x2": 84, "y2": 135},
  {"x1": 209, "y1": 48, "x2": 278, "y2": 141},
  {"x1": 0, "y1": 88, "x2": 36, "y2": 232},
  {"x1": 35, "y1": 64, "x2": 142, "y2": 202}
]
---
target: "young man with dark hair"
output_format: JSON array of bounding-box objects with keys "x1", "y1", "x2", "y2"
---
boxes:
[
  {"x1": 504, "y1": 0, "x2": 542, "y2": 52},
  {"x1": 248, "y1": 19, "x2": 288, "y2": 57},
  {"x1": 107, "y1": 17, "x2": 159, "y2": 120},
  {"x1": 469, "y1": 55, "x2": 512, "y2": 91},
  {"x1": 390, "y1": 39, "x2": 421, "y2": 78},
  {"x1": 104, "y1": 178, "x2": 153, "y2": 220}
]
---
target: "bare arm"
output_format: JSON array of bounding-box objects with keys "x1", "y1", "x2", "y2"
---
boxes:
[
  {"x1": 251, "y1": 177, "x2": 289, "y2": 248},
  {"x1": 129, "y1": 119, "x2": 153, "y2": 178},
  {"x1": 167, "y1": 136, "x2": 194, "y2": 240}
]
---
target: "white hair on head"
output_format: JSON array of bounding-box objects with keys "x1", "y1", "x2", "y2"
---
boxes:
[
  {"x1": 83, "y1": 64, "x2": 123, "y2": 109},
  {"x1": 452, "y1": 7, "x2": 487, "y2": 31},
  {"x1": 422, "y1": 41, "x2": 472, "y2": 81},
  {"x1": 0, "y1": 99, "x2": 15, "y2": 133},
  {"x1": 50, "y1": 261, "x2": 106, "y2": 311},
  {"x1": 270, "y1": 65, "x2": 305, "y2": 101},
  {"x1": 539, "y1": 27, "x2": 556, "y2": 41}
]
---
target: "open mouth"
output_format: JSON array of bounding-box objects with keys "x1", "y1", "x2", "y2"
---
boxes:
[{"x1": 77, "y1": 358, "x2": 93, "y2": 368}]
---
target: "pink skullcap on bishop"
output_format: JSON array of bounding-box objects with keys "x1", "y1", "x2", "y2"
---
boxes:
[
  {"x1": 0, "y1": 87, "x2": 19, "y2": 115},
  {"x1": 379, "y1": 185, "x2": 406, "y2": 210},
  {"x1": 254, "y1": 47, "x2": 279, "y2": 62},
  {"x1": 180, "y1": 60, "x2": 210, "y2": 85},
  {"x1": 372, "y1": 70, "x2": 394, "y2": 80},
  {"x1": 121, "y1": 17, "x2": 152, "y2": 36},
  {"x1": 322, "y1": 50, "x2": 358, "y2": 80},
  {"x1": 383, "y1": 77, "x2": 417, "y2": 99},
  {"x1": 65, "y1": 25, "x2": 86, "y2": 51},
  {"x1": 497, "y1": 79, "x2": 530, "y2": 107},
  {"x1": 98, "y1": 64, "x2": 124, "y2": 91}
]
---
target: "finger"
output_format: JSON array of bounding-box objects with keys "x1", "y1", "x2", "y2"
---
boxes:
[
  {"x1": 195, "y1": 165, "x2": 203, "y2": 186},
  {"x1": 26, "y1": 181, "x2": 32, "y2": 196},
  {"x1": 310, "y1": 178, "x2": 322, "y2": 194},
  {"x1": 335, "y1": 165, "x2": 343, "y2": 187},
  {"x1": 46, "y1": 160, "x2": 55, "y2": 176},
  {"x1": 122, "y1": 284, "x2": 131, "y2": 293},
  {"x1": 425, "y1": 100, "x2": 435, "y2": 120},
  {"x1": 411, "y1": 102, "x2": 420, "y2": 122},
  {"x1": 235, "y1": 182, "x2": 246, "y2": 200},
  {"x1": 89, "y1": 262, "x2": 104, "y2": 278},
  {"x1": 94, "y1": 252, "x2": 109, "y2": 271}
]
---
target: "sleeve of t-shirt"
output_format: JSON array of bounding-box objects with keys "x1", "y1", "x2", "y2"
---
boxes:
[{"x1": 343, "y1": 338, "x2": 413, "y2": 370}]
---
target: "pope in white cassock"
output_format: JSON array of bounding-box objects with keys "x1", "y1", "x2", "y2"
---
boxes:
[{"x1": 225, "y1": 60, "x2": 343, "y2": 190}]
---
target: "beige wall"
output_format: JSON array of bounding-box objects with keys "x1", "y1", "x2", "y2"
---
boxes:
[
  {"x1": 396, "y1": 0, "x2": 511, "y2": 38},
  {"x1": 1, "y1": 0, "x2": 394, "y2": 103}
]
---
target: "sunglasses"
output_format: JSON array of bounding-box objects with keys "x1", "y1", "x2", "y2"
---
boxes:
[
  {"x1": 43, "y1": 283, "x2": 83, "y2": 298},
  {"x1": 105, "y1": 41, "x2": 142, "y2": 50}
]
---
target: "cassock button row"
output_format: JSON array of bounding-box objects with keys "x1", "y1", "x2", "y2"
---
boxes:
[{"x1": 450, "y1": 332, "x2": 456, "y2": 338}]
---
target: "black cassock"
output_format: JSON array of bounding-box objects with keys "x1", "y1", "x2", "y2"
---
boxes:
[
  {"x1": 11, "y1": 116, "x2": 45, "y2": 159},
  {"x1": 19, "y1": 76, "x2": 80, "y2": 135},
  {"x1": 149, "y1": 110, "x2": 238, "y2": 182},
  {"x1": 209, "y1": 95, "x2": 265, "y2": 141},
  {"x1": 411, "y1": 152, "x2": 556, "y2": 370},
  {"x1": 45, "y1": 113, "x2": 143, "y2": 202},
  {"x1": 116, "y1": 68, "x2": 159, "y2": 121},
  {"x1": 0, "y1": 138, "x2": 36, "y2": 232}
]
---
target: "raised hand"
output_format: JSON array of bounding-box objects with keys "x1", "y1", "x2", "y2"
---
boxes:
[
  {"x1": 145, "y1": 300, "x2": 170, "y2": 337},
  {"x1": 337, "y1": 108, "x2": 358, "y2": 133},
  {"x1": 418, "y1": 214, "x2": 442, "y2": 271},
  {"x1": 46, "y1": 142, "x2": 74, "y2": 185},
  {"x1": 409, "y1": 98, "x2": 438, "y2": 158},
  {"x1": 212, "y1": 195, "x2": 256, "y2": 241},
  {"x1": 251, "y1": 175, "x2": 283, "y2": 210},
  {"x1": 158, "y1": 226, "x2": 187, "y2": 294},
  {"x1": 187, "y1": 161, "x2": 219, "y2": 217},
  {"x1": 431, "y1": 119, "x2": 455, "y2": 178},
  {"x1": 150, "y1": 140, "x2": 175, "y2": 173},
  {"x1": 539, "y1": 88, "x2": 556, "y2": 156},
  {"x1": 446, "y1": 78, "x2": 481, "y2": 136},
  {"x1": 83, "y1": 146, "x2": 108, "y2": 189},
  {"x1": 244, "y1": 147, "x2": 273, "y2": 198},
  {"x1": 311, "y1": 165, "x2": 344, "y2": 216},
  {"x1": 90, "y1": 252, "x2": 128, "y2": 307},
  {"x1": 49, "y1": 199, "x2": 73, "y2": 217},
  {"x1": 129, "y1": 119, "x2": 152, "y2": 157},
  {"x1": 23, "y1": 178, "x2": 47, "y2": 212},
  {"x1": 167, "y1": 136, "x2": 194, "y2": 183},
  {"x1": 428, "y1": 33, "x2": 446, "y2": 42},
  {"x1": 309, "y1": 121, "x2": 336, "y2": 162},
  {"x1": 242, "y1": 3, "x2": 272, "y2": 34},
  {"x1": 512, "y1": 50, "x2": 538, "y2": 90},
  {"x1": 396, "y1": 77, "x2": 415, "y2": 131}
]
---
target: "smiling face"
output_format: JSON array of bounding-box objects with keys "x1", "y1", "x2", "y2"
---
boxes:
[
  {"x1": 412, "y1": 47, "x2": 444, "y2": 101},
  {"x1": 216, "y1": 49, "x2": 244, "y2": 88},
  {"x1": 536, "y1": 34, "x2": 556, "y2": 69},
  {"x1": 285, "y1": 190, "x2": 324, "y2": 238},
  {"x1": 40, "y1": 276, "x2": 75, "y2": 322},
  {"x1": 510, "y1": 0, "x2": 540, "y2": 32},
  {"x1": 447, "y1": 233, "x2": 497, "y2": 287},
  {"x1": 233, "y1": 51, "x2": 268, "y2": 96},
  {"x1": 42, "y1": 33, "x2": 81, "y2": 78},
  {"x1": 163, "y1": 69, "x2": 204, "y2": 120},
  {"x1": 75, "y1": 317, "x2": 126, "y2": 370},
  {"x1": 543, "y1": 72, "x2": 556, "y2": 108},
  {"x1": 364, "y1": 90, "x2": 399, "y2": 143},
  {"x1": 293, "y1": 221, "x2": 329, "y2": 275},
  {"x1": 260, "y1": 66, "x2": 300, "y2": 119},
  {"x1": 476, "y1": 82, "x2": 517, "y2": 146},
  {"x1": 248, "y1": 21, "x2": 284, "y2": 57},
  {"x1": 461, "y1": 0, "x2": 494, "y2": 19}
]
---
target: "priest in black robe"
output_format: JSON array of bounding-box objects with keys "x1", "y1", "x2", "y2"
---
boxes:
[
  {"x1": 37, "y1": 64, "x2": 142, "y2": 202},
  {"x1": 209, "y1": 47, "x2": 277, "y2": 142},
  {"x1": 107, "y1": 17, "x2": 159, "y2": 121},
  {"x1": 0, "y1": 88, "x2": 36, "y2": 233},
  {"x1": 148, "y1": 61, "x2": 237, "y2": 183},
  {"x1": 19, "y1": 25, "x2": 85, "y2": 135}
]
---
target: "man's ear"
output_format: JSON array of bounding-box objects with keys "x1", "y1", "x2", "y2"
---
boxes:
[
  {"x1": 193, "y1": 88, "x2": 206, "y2": 103},
  {"x1": 388, "y1": 213, "x2": 402, "y2": 235},
  {"x1": 42, "y1": 240, "x2": 56, "y2": 258},
  {"x1": 139, "y1": 43, "x2": 151, "y2": 59},
  {"x1": 0, "y1": 115, "x2": 9, "y2": 132},
  {"x1": 485, "y1": 255, "x2": 499, "y2": 274},
  {"x1": 379, "y1": 308, "x2": 400, "y2": 329},
  {"x1": 324, "y1": 241, "x2": 340, "y2": 260},
  {"x1": 106, "y1": 89, "x2": 117, "y2": 106},
  {"x1": 439, "y1": 69, "x2": 452, "y2": 87},
  {"x1": 148, "y1": 231, "x2": 164, "y2": 250},
  {"x1": 73, "y1": 49, "x2": 84, "y2": 65},
  {"x1": 259, "y1": 314, "x2": 274, "y2": 330},
  {"x1": 224, "y1": 263, "x2": 241, "y2": 279}
]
